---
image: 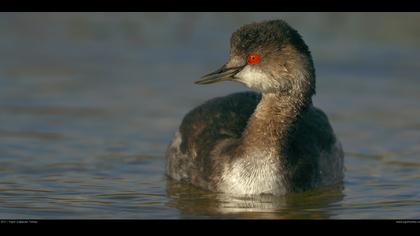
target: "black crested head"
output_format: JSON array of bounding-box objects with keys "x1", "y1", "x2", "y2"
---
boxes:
[
  {"x1": 230, "y1": 20, "x2": 312, "y2": 59},
  {"x1": 198, "y1": 19, "x2": 316, "y2": 99}
]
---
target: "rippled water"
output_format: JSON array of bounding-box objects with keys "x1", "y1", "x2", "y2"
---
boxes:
[{"x1": 0, "y1": 12, "x2": 419, "y2": 219}]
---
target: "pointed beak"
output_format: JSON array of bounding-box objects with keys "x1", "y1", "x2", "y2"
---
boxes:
[{"x1": 195, "y1": 64, "x2": 245, "y2": 85}]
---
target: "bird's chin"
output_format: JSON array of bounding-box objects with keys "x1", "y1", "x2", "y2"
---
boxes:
[{"x1": 230, "y1": 77, "x2": 257, "y2": 91}]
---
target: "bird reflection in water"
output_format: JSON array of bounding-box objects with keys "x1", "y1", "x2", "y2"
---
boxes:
[{"x1": 165, "y1": 179, "x2": 344, "y2": 219}]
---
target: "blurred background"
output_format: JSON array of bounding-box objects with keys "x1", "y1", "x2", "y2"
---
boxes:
[{"x1": 0, "y1": 12, "x2": 419, "y2": 219}]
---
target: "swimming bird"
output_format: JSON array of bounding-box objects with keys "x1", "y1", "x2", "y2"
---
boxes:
[{"x1": 165, "y1": 20, "x2": 344, "y2": 196}]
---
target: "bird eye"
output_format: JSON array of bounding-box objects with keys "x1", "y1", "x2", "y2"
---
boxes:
[{"x1": 247, "y1": 53, "x2": 261, "y2": 65}]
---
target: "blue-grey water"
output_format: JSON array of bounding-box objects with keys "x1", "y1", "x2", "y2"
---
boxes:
[{"x1": 0, "y1": 12, "x2": 419, "y2": 219}]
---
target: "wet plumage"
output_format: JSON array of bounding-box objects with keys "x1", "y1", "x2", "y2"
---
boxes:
[{"x1": 165, "y1": 20, "x2": 344, "y2": 196}]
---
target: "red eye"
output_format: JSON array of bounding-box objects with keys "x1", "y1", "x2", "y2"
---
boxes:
[{"x1": 247, "y1": 53, "x2": 261, "y2": 65}]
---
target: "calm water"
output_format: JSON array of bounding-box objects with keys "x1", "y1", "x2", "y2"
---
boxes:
[{"x1": 0, "y1": 13, "x2": 419, "y2": 219}]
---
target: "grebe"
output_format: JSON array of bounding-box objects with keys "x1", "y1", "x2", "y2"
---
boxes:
[{"x1": 165, "y1": 20, "x2": 344, "y2": 196}]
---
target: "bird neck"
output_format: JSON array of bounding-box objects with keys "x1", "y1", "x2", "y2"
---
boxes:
[
  {"x1": 237, "y1": 90, "x2": 312, "y2": 158},
  {"x1": 236, "y1": 45, "x2": 316, "y2": 159}
]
